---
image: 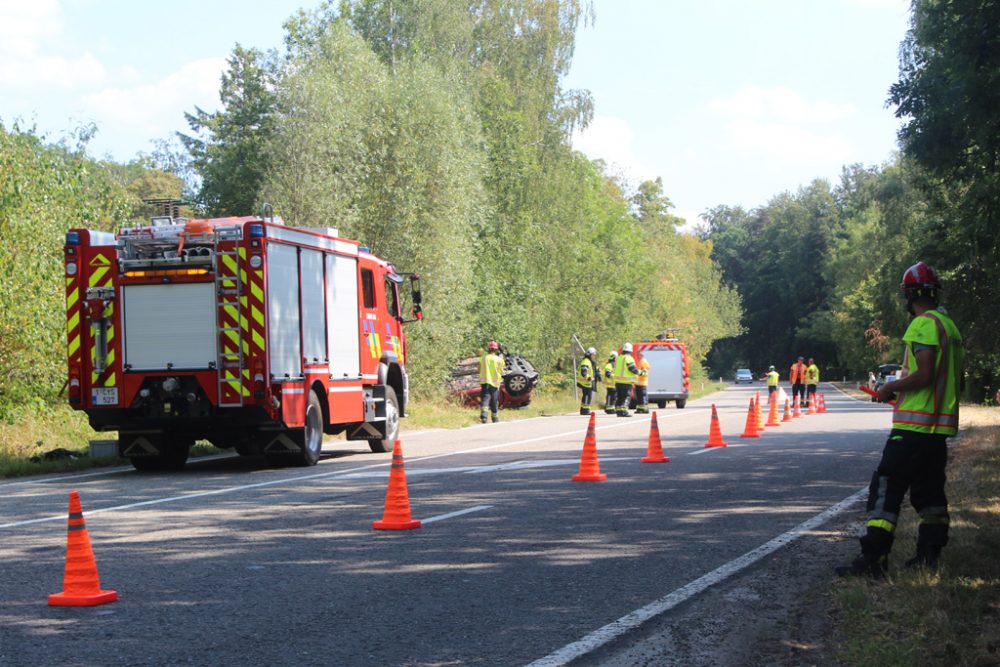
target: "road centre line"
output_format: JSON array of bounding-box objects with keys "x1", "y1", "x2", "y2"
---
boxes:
[
  {"x1": 0, "y1": 417, "x2": 685, "y2": 531},
  {"x1": 421, "y1": 505, "x2": 493, "y2": 524},
  {"x1": 523, "y1": 487, "x2": 868, "y2": 667}
]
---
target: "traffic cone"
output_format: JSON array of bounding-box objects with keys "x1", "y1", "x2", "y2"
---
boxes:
[
  {"x1": 807, "y1": 395, "x2": 817, "y2": 415},
  {"x1": 792, "y1": 397, "x2": 802, "y2": 418},
  {"x1": 641, "y1": 411, "x2": 670, "y2": 463},
  {"x1": 704, "y1": 403, "x2": 728, "y2": 448},
  {"x1": 766, "y1": 394, "x2": 781, "y2": 427},
  {"x1": 740, "y1": 398, "x2": 761, "y2": 438},
  {"x1": 782, "y1": 399, "x2": 793, "y2": 422},
  {"x1": 48, "y1": 490, "x2": 117, "y2": 607},
  {"x1": 573, "y1": 413, "x2": 607, "y2": 481},
  {"x1": 755, "y1": 391, "x2": 766, "y2": 431},
  {"x1": 819, "y1": 394, "x2": 827, "y2": 413},
  {"x1": 373, "y1": 440, "x2": 421, "y2": 530}
]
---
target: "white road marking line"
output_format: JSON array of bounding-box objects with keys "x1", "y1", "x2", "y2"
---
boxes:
[
  {"x1": 523, "y1": 487, "x2": 868, "y2": 667},
  {"x1": 421, "y1": 505, "x2": 493, "y2": 524}
]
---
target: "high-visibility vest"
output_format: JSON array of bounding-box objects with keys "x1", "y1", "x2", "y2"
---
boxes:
[
  {"x1": 479, "y1": 352, "x2": 504, "y2": 388},
  {"x1": 603, "y1": 362, "x2": 616, "y2": 389},
  {"x1": 790, "y1": 362, "x2": 807, "y2": 383},
  {"x1": 636, "y1": 358, "x2": 650, "y2": 387},
  {"x1": 893, "y1": 309, "x2": 963, "y2": 436},
  {"x1": 806, "y1": 364, "x2": 820, "y2": 384},
  {"x1": 767, "y1": 371, "x2": 779, "y2": 387},
  {"x1": 577, "y1": 357, "x2": 594, "y2": 388},
  {"x1": 614, "y1": 353, "x2": 638, "y2": 384}
]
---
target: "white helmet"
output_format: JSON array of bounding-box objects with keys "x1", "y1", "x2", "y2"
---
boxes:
[
  {"x1": 586, "y1": 347, "x2": 596, "y2": 356},
  {"x1": 622, "y1": 342, "x2": 633, "y2": 353}
]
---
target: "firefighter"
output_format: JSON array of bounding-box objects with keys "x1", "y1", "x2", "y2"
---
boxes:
[
  {"x1": 479, "y1": 341, "x2": 505, "y2": 424},
  {"x1": 634, "y1": 351, "x2": 650, "y2": 414},
  {"x1": 613, "y1": 343, "x2": 639, "y2": 417},
  {"x1": 603, "y1": 351, "x2": 618, "y2": 414},
  {"x1": 789, "y1": 356, "x2": 807, "y2": 407},
  {"x1": 837, "y1": 261, "x2": 964, "y2": 578},
  {"x1": 766, "y1": 365, "x2": 780, "y2": 399},
  {"x1": 805, "y1": 357, "x2": 820, "y2": 407},
  {"x1": 577, "y1": 347, "x2": 599, "y2": 415}
]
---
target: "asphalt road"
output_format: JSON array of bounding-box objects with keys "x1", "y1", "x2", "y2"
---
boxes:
[{"x1": 0, "y1": 384, "x2": 890, "y2": 666}]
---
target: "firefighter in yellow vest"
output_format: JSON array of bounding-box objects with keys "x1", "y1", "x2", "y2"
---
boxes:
[
  {"x1": 634, "y1": 352, "x2": 651, "y2": 414},
  {"x1": 577, "y1": 347, "x2": 599, "y2": 415},
  {"x1": 603, "y1": 351, "x2": 617, "y2": 414},
  {"x1": 766, "y1": 365, "x2": 780, "y2": 399},
  {"x1": 614, "y1": 342, "x2": 639, "y2": 417},
  {"x1": 478, "y1": 341, "x2": 505, "y2": 424},
  {"x1": 805, "y1": 358, "x2": 820, "y2": 407},
  {"x1": 837, "y1": 262, "x2": 964, "y2": 578}
]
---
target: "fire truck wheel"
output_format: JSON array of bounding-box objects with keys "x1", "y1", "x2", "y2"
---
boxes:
[
  {"x1": 298, "y1": 390, "x2": 324, "y2": 466},
  {"x1": 675, "y1": 399, "x2": 686, "y2": 409},
  {"x1": 368, "y1": 386, "x2": 399, "y2": 453},
  {"x1": 504, "y1": 372, "x2": 531, "y2": 397}
]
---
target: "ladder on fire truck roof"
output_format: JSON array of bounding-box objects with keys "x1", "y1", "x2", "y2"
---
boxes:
[{"x1": 213, "y1": 226, "x2": 246, "y2": 408}]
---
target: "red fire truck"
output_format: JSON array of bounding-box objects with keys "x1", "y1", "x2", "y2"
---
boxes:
[{"x1": 64, "y1": 202, "x2": 422, "y2": 471}]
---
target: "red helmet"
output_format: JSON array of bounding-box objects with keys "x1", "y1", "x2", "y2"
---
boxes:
[
  {"x1": 901, "y1": 261, "x2": 941, "y2": 294},
  {"x1": 488, "y1": 340, "x2": 500, "y2": 350}
]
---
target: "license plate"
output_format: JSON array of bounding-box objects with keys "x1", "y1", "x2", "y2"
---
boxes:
[{"x1": 92, "y1": 388, "x2": 119, "y2": 406}]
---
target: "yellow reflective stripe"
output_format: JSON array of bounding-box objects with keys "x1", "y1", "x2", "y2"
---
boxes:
[
  {"x1": 224, "y1": 329, "x2": 239, "y2": 346},
  {"x1": 89, "y1": 266, "x2": 108, "y2": 287},
  {"x1": 251, "y1": 304, "x2": 264, "y2": 326},
  {"x1": 67, "y1": 335, "x2": 80, "y2": 357},
  {"x1": 867, "y1": 519, "x2": 896, "y2": 533},
  {"x1": 252, "y1": 329, "x2": 265, "y2": 351},
  {"x1": 222, "y1": 254, "x2": 238, "y2": 275},
  {"x1": 105, "y1": 372, "x2": 116, "y2": 387},
  {"x1": 67, "y1": 285, "x2": 78, "y2": 309},
  {"x1": 67, "y1": 310, "x2": 80, "y2": 335},
  {"x1": 251, "y1": 280, "x2": 263, "y2": 302}
]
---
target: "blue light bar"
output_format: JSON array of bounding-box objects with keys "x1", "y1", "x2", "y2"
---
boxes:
[
  {"x1": 65, "y1": 231, "x2": 80, "y2": 245},
  {"x1": 249, "y1": 223, "x2": 265, "y2": 238}
]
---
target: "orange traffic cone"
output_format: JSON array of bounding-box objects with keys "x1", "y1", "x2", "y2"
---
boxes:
[
  {"x1": 573, "y1": 413, "x2": 607, "y2": 481},
  {"x1": 642, "y1": 411, "x2": 670, "y2": 463},
  {"x1": 373, "y1": 440, "x2": 421, "y2": 530},
  {"x1": 48, "y1": 490, "x2": 117, "y2": 607},
  {"x1": 818, "y1": 394, "x2": 827, "y2": 413},
  {"x1": 704, "y1": 403, "x2": 728, "y2": 448},
  {"x1": 807, "y1": 395, "x2": 817, "y2": 415},
  {"x1": 755, "y1": 391, "x2": 766, "y2": 431},
  {"x1": 766, "y1": 394, "x2": 781, "y2": 427},
  {"x1": 740, "y1": 398, "x2": 761, "y2": 438},
  {"x1": 792, "y1": 397, "x2": 802, "y2": 418},
  {"x1": 782, "y1": 399, "x2": 793, "y2": 422}
]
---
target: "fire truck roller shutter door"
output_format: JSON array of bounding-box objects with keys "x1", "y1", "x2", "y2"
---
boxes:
[
  {"x1": 300, "y1": 249, "x2": 326, "y2": 364},
  {"x1": 266, "y1": 243, "x2": 302, "y2": 379},
  {"x1": 325, "y1": 253, "x2": 361, "y2": 379}
]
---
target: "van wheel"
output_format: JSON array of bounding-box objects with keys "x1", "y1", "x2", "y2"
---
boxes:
[
  {"x1": 657, "y1": 400, "x2": 667, "y2": 409},
  {"x1": 675, "y1": 399, "x2": 686, "y2": 409},
  {"x1": 369, "y1": 386, "x2": 399, "y2": 453}
]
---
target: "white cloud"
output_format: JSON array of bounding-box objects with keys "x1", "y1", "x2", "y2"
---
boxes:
[
  {"x1": 0, "y1": 0, "x2": 107, "y2": 88},
  {"x1": 571, "y1": 114, "x2": 657, "y2": 181},
  {"x1": 709, "y1": 86, "x2": 855, "y2": 125},
  {"x1": 709, "y1": 86, "x2": 856, "y2": 163},
  {"x1": 81, "y1": 57, "x2": 226, "y2": 139}
]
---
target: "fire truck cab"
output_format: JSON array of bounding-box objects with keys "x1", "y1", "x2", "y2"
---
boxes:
[{"x1": 64, "y1": 202, "x2": 422, "y2": 471}]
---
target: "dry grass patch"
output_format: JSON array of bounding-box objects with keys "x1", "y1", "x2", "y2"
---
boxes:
[{"x1": 833, "y1": 410, "x2": 1000, "y2": 667}]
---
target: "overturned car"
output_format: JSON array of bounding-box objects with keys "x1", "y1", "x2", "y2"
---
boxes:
[{"x1": 448, "y1": 352, "x2": 540, "y2": 408}]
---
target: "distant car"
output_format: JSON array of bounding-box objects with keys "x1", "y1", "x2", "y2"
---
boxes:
[
  {"x1": 871, "y1": 363, "x2": 903, "y2": 401},
  {"x1": 734, "y1": 368, "x2": 754, "y2": 384}
]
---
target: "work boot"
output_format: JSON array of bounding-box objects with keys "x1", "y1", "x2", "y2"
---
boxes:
[
  {"x1": 480, "y1": 411, "x2": 488, "y2": 424},
  {"x1": 580, "y1": 407, "x2": 590, "y2": 416},
  {"x1": 604, "y1": 407, "x2": 615, "y2": 415},
  {"x1": 835, "y1": 554, "x2": 888, "y2": 580},
  {"x1": 905, "y1": 545, "x2": 941, "y2": 571},
  {"x1": 491, "y1": 413, "x2": 499, "y2": 423}
]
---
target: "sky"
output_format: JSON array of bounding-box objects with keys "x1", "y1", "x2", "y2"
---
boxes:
[{"x1": 0, "y1": 0, "x2": 913, "y2": 228}]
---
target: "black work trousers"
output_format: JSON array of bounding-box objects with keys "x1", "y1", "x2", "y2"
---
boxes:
[
  {"x1": 861, "y1": 429, "x2": 950, "y2": 557},
  {"x1": 792, "y1": 382, "x2": 805, "y2": 403},
  {"x1": 480, "y1": 384, "x2": 499, "y2": 422}
]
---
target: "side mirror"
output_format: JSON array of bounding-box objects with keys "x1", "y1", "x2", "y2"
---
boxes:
[{"x1": 401, "y1": 272, "x2": 423, "y2": 323}]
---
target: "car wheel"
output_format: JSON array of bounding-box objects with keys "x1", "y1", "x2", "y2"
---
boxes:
[{"x1": 504, "y1": 372, "x2": 531, "y2": 397}]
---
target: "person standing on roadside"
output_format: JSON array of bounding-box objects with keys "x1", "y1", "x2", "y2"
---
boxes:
[
  {"x1": 577, "y1": 347, "x2": 598, "y2": 416},
  {"x1": 806, "y1": 358, "x2": 820, "y2": 407},
  {"x1": 789, "y1": 356, "x2": 807, "y2": 407},
  {"x1": 603, "y1": 351, "x2": 618, "y2": 414},
  {"x1": 837, "y1": 261, "x2": 964, "y2": 578},
  {"x1": 766, "y1": 365, "x2": 780, "y2": 399},
  {"x1": 634, "y1": 351, "x2": 651, "y2": 414},
  {"x1": 478, "y1": 341, "x2": 505, "y2": 424},
  {"x1": 614, "y1": 343, "x2": 639, "y2": 417}
]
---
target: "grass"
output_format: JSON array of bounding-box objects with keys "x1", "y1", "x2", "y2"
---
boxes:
[
  {"x1": 0, "y1": 380, "x2": 726, "y2": 477},
  {"x1": 832, "y1": 405, "x2": 1000, "y2": 667}
]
